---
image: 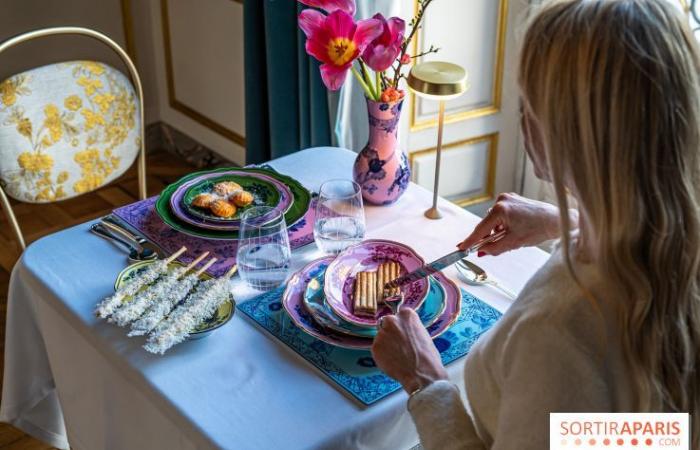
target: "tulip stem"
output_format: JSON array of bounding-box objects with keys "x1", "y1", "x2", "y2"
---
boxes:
[
  {"x1": 376, "y1": 71, "x2": 382, "y2": 97},
  {"x1": 359, "y1": 61, "x2": 378, "y2": 100},
  {"x1": 351, "y1": 66, "x2": 376, "y2": 100}
]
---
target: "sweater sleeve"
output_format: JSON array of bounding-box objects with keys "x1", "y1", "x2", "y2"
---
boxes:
[
  {"x1": 490, "y1": 320, "x2": 612, "y2": 449},
  {"x1": 408, "y1": 380, "x2": 486, "y2": 450}
]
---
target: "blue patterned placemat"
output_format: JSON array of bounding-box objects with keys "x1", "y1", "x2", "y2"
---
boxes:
[{"x1": 238, "y1": 288, "x2": 502, "y2": 405}]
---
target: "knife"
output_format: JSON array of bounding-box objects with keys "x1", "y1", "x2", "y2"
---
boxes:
[{"x1": 385, "y1": 229, "x2": 507, "y2": 290}]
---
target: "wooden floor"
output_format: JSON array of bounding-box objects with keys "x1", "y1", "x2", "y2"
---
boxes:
[{"x1": 0, "y1": 150, "x2": 196, "y2": 449}]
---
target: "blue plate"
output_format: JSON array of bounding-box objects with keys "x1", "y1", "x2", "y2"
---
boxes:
[{"x1": 303, "y1": 271, "x2": 447, "y2": 338}]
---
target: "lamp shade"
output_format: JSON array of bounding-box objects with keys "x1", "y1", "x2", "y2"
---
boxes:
[{"x1": 407, "y1": 61, "x2": 468, "y2": 100}]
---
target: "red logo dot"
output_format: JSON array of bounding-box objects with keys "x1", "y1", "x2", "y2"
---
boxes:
[
  {"x1": 631, "y1": 438, "x2": 638, "y2": 446},
  {"x1": 604, "y1": 438, "x2": 611, "y2": 446},
  {"x1": 575, "y1": 438, "x2": 582, "y2": 446},
  {"x1": 589, "y1": 439, "x2": 597, "y2": 446},
  {"x1": 645, "y1": 438, "x2": 653, "y2": 446},
  {"x1": 617, "y1": 438, "x2": 625, "y2": 446}
]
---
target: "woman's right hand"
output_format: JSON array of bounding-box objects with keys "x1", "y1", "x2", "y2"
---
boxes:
[{"x1": 457, "y1": 193, "x2": 576, "y2": 256}]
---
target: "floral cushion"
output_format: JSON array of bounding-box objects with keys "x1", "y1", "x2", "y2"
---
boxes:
[{"x1": 0, "y1": 61, "x2": 140, "y2": 203}]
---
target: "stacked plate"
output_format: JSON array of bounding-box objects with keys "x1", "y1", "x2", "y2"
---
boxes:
[
  {"x1": 156, "y1": 167, "x2": 312, "y2": 240},
  {"x1": 283, "y1": 240, "x2": 462, "y2": 349}
]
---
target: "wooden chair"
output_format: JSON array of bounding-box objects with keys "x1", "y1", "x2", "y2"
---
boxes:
[{"x1": 0, "y1": 27, "x2": 146, "y2": 250}]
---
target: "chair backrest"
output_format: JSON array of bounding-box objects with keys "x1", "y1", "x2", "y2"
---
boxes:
[{"x1": 0, "y1": 60, "x2": 141, "y2": 202}]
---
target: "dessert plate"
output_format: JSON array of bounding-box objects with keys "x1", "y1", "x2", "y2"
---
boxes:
[
  {"x1": 323, "y1": 240, "x2": 430, "y2": 328},
  {"x1": 173, "y1": 172, "x2": 293, "y2": 230},
  {"x1": 115, "y1": 260, "x2": 235, "y2": 339},
  {"x1": 155, "y1": 167, "x2": 311, "y2": 240},
  {"x1": 283, "y1": 257, "x2": 460, "y2": 350},
  {"x1": 304, "y1": 268, "x2": 447, "y2": 338}
]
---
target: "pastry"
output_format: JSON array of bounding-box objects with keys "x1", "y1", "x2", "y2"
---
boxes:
[
  {"x1": 353, "y1": 271, "x2": 378, "y2": 317},
  {"x1": 191, "y1": 193, "x2": 215, "y2": 209},
  {"x1": 378, "y1": 261, "x2": 401, "y2": 299},
  {"x1": 229, "y1": 190, "x2": 254, "y2": 207},
  {"x1": 212, "y1": 181, "x2": 242, "y2": 197},
  {"x1": 210, "y1": 199, "x2": 236, "y2": 218}
]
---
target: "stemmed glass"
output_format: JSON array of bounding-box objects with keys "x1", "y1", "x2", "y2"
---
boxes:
[
  {"x1": 237, "y1": 206, "x2": 291, "y2": 291},
  {"x1": 313, "y1": 179, "x2": 366, "y2": 255}
]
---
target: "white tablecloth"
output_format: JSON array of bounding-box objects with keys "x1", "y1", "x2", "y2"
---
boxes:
[{"x1": 1, "y1": 147, "x2": 549, "y2": 450}]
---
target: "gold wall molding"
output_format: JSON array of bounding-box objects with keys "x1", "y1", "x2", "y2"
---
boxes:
[
  {"x1": 409, "y1": 0, "x2": 508, "y2": 131},
  {"x1": 160, "y1": 0, "x2": 246, "y2": 147},
  {"x1": 409, "y1": 132, "x2": 499, "y2": 207}
]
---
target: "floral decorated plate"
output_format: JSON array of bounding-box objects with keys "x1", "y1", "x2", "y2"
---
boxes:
[
  {"x1": 302, "y1": 258, "x2": 447, "y2": 338},
  {"x1": 283, "y1": 257, "x2": 460, "y2": 350},
  {"x1": 172, "y1": 171, "x2": 294, "y2": 229},
  {"x1": 115, "y1": 260, "x2": 235, "y2": 339},
  {"x1": 155, "y1": 167, "x2": 311, "y2": 240},
  {"x1": 323, "y1": 239, "x2": 430, "y2": 328}
]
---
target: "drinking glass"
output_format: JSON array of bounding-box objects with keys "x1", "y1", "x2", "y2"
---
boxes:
[
  {"x1": 237, "y1": 206, "x2": 291, "y2": 291},
  {"x1": 313, "y1": 179, "x2": 366, "y2": 255}
]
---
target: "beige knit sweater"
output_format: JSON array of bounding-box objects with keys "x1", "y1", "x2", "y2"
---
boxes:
[{"x1": 408, "y1": 246, "x2": 635, "y2": 449}]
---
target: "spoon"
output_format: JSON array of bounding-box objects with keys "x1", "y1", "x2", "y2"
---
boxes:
[
  {"x1": 90, "y1": 223, "x2": 158, "y2": 263},
  {"x1": 456, "y1": 259, "x2": 517, "y2": 300}
]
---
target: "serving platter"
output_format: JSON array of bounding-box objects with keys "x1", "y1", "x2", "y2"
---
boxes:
[
  {"x1": 283, "y1": 257, "x2": 460, "y2": 349},
  {"x1": 323, "y1": 240, "x2": 430, "y2": 328},
  {"x1": 155, "y1": 167, "x2": 311, "y2": 240},
  {"x1": 115, "y1": 260, "x2": 235, "y2": 339}
]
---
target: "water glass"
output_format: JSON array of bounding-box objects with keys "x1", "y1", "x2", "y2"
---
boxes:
[
  {"x1": 313, "y1": 179, "x2": 366, "y2": 255},
  {"x1": 237, "y1": 206, "x2": 291, "y2": 291}
]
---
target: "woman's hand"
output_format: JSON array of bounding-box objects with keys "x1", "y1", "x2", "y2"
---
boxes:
[
  {"x1": 371, "y1": 308, "x2": 448, "y2": 393},
  {"x1": 457, "y1": 192, "x2": 576, "y2": 256}
]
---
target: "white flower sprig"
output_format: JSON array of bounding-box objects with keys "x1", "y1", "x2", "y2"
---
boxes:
[
  {"x1": 94, "y1": 247, "x2": 186, "y2": 319},
  {"x1": 144, "y1": 265, "x2": 237, "y2": 355}
]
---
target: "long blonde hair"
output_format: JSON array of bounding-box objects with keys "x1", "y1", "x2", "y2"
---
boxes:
[{"x1": 519, "y1": 0, "x2": 700, "y2": 433}]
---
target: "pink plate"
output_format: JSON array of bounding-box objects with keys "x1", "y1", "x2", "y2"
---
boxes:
[
  {"x1": 282, "y1": 257, "x2": 461, "y2": 349},
  {"x1": 323, "y1": 240, "x2": 430, "y2": 328}
]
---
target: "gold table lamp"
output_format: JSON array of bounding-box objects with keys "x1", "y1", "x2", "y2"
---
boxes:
[{"x1": 408, "y1": 61, "x2": 468, "y2": 219}]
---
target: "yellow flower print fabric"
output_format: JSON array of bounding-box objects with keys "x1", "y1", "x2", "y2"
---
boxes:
[{"x1": 0, "y1": 61, "x2": 140, "y2": 203}]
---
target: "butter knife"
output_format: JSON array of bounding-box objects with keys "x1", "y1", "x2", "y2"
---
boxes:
[{"x1": 385, "y1": 229, "x2": 506, "y2": 290}]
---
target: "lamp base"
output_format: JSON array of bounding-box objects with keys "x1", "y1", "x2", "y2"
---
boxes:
[{"x1": 424, "y1": 206, "x2": 443, "y2": 220}]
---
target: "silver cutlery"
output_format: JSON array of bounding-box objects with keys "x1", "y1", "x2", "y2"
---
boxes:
[
  {"x1": 385, "y1": 229, "x2": 507, "y2": 290},
  {"x1": 101, "y1": 215, "x2": 165, "y2": 257},
  {"x1": 90, "y1": 223, "x2": 158, "y2": 263},
  {"x1": 383, "y1": 293, "x2": 404, "y2": 315},
  {"x1": 456, "y1": 259, "x2": 517, "y2": 300}
]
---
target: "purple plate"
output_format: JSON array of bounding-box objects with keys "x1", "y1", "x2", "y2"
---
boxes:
[
  {"x1": 170, "y1": 170, "x2": 294, "y2": 231},
  {"x1": 324, "y1": 240, "x2": 430, "y2": 328},
  {"x1": 283, "y1": 257, "x2": 461, "y2": 349}
]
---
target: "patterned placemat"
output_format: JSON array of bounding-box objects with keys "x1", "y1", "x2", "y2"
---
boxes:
[
  {"x1": 238, "y1": 287, "x2": 502, "y2": 405},
  {"x1": 113, "y1": 197, "x2": 316, "y2": 278}
]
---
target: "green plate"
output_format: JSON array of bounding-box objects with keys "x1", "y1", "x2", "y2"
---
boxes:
[
  {"x1": 182, "y1": 174, "x2": 281, "y2": 222},
  {"x1": 115, "y1": 260, "x2": 234, "y2": 338},
  {"x1": 155, "y1": 167, "x2": 312, "y2": 240}
]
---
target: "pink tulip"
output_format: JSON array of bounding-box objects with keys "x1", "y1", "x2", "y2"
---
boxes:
[
  {"x1": 361, "y1": 14, "x2": 405, "y2": 72},
  {"x1": 299, "y1": 9, "x2": 382, "y2": 90},
  {"x1": 298, "y1": 0, "x2": 355, "y2": 15}
]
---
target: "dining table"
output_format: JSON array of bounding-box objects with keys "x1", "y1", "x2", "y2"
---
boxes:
[{"x1": 0, "y1": 147, "x2": 550, "y2": 450}]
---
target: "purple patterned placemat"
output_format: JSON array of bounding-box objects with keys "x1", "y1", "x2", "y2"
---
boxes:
[{"x1": 113, "y1": 196, "x2": 316, "y2": 277}]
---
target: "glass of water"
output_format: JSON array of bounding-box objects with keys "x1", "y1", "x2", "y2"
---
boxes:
[
  {"x1": 237, "y1": 206, "x2": 291, "y2": 291},
  {"x1": 313, "y1": 179, "x2": 366, "y2": 254}
]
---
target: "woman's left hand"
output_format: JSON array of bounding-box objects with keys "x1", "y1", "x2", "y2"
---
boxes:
[{"x1": 371, "y1": 308, "x2": 449, "y2": 393}]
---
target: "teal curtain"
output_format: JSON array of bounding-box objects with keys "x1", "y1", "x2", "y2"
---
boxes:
[{"x1": 244, "y1": 0, "x2": 332, "y2": 164}]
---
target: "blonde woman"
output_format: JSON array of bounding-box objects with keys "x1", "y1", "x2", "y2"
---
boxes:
[{"x1": 371, "y1": 0, "x2": 700, "y2": 448}]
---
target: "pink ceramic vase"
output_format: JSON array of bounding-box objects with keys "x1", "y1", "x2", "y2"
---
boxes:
[{"x1": 352, "y1": 97, "x2": 410, "y2": 205}]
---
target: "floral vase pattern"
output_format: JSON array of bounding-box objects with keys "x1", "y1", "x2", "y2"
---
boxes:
[{"x1": 353, "y1": 97, "x2": 410, "y2": 205}]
